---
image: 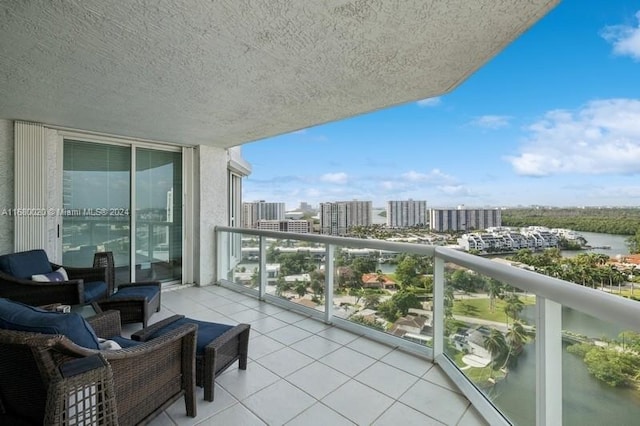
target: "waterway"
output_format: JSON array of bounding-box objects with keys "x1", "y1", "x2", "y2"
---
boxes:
[
  {"x1": 488, "y1": 306, "x2": 640, "y2": 425},
  {"x1": 562, "y1": 230, "x2": 630, "y2": 258}
]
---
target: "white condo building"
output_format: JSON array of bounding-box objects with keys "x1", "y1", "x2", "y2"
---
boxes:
[
  {"x1": 430, "y1": 208, "x2": 501, "y2": 232},
  {"x1": 242, "y1": 201, "x2": 286, "y2": 228},
  {"x1": 255, "y1": 220, "x2": 311, "y2": 233},
  {"x1": 387, "y1": 200, "x2": 427, "y2": 228},
  {"x1": 320, "y1": 201, "x2": 372, "y2": 235}
]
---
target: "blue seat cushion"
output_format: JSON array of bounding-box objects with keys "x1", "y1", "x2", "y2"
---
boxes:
[
  {"x1": 0, "y1": 298, "x2": 100, "y2": 350},
  {"x1": 110, "y1": 285, "x2": 159, "y2": 301},
  {"x1": 109, "y1": 335, "x2": 141, "y2": 349},
  {"x1": 0, "y1": 249, "x2": 52, "y2": 279},
  {"x1": 84, "y1": 281, "x2": 108, "y2": 302},
  {"x1": 147, "y1": 318, "x2": 233, "y2": 354}
]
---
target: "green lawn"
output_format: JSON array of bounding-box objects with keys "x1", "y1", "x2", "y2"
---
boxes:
[
  {"x1": 452, "y1": 295, "x2": 536, "y2": 323},
  {"x1": 448, "y1": 347, "x2": 505, "y2": 385}
]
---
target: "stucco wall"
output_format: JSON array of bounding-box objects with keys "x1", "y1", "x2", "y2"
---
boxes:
[
  {"x1": 195, "y1": 145, "x2": 228, "y2": 286},
  {"x1": 0, "y1": 119, "x2": 14, "y2": 254}
]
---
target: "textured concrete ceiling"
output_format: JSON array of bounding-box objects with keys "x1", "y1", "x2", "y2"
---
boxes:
[{"x1": 0, "y1": 0, "x2": 558, "y2": 147}]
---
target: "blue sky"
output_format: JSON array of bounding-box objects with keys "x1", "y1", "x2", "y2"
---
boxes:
[{"x1": 242, "y1": 1, "x2": 640, "y2": 210}]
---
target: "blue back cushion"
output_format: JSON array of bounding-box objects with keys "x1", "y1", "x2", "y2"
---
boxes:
[
  {"x1": 0, "y1": 249, "x2": 53, "y2": 279},
  {"x1": 146, "y1": 317, "x2": 233, "y2": 354},
  {"x1": 0, "y1": 298, "x2": 100, "y2": 350}
]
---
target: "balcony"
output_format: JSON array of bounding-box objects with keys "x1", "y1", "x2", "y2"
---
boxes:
[
  {"x1": 199, "y1": 227, "x2": 640, "y2": 425},
  {"x1": 146, "y1": 284, "x2": 483, "y2": 425}
]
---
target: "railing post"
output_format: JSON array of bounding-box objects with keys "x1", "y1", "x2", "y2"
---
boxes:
[
  {"x1": 536, "y1": 296, "x2": 562, "y2": 426},
  {"x1": 214, "y1": 228, "x2": 222, "y2": 284},
  {"x1": 259, "y1": 236, "x2": 267, "y2": 299},
  {"x1": 324, "y1": 244, "x2": 335, "y2": 323},
  {"x1": 433, "y1": 255, "x2": 445, "y2": 358}
]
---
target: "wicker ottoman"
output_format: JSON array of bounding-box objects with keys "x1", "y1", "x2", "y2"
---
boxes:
[
  {"x1": 132, "y1": 315, "x2": 250, "y2": 401},
  {"x1": 97, "y1": 283, "x2": 161, "y2": 327}
]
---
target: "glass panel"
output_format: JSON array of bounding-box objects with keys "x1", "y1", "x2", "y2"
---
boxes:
[
  {"x1": 135, "y1": 148, "x2": 182, "y2": 282},
  {"x1": 330, "y1": 246, "x2": 432, "y2": 344},
  {"x1": 562, "y1": 308, "x2": 640, "y2": 424},
  {"x1": 63, "y1": 140, "x2": 131, "y2": 282},
  {"x1": 443, "y1": 262, "x2": 536, "y2": 424}
]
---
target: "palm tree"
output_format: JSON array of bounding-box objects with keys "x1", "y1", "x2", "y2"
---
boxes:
[
  {"x1": 484, "y1": 329, "x2": 508, "y2": 371},
  {"x1": 486, "y1": 278, "x2": 503, "y2": 313},
  {"x1": 500, "y1": 320, "x2": 529, "y2": 369},
  {"x1": 504, "y1": 294, "x2": 524, "y2": 325}
]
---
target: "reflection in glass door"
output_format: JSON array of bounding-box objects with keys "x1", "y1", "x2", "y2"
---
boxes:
[
  {"x1": 62, "y1": 141, "x2": 132, "y2": 282},
  {"x1": 135, "y1": 149, "x2": 182, "y2": 282},
  {"x1": 63, "y1": 140, "x2": 182, "y2": 284}
]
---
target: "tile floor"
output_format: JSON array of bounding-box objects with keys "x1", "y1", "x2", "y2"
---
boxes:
[{"x1": 134, "y1": 285, "x2": 487, "y2": 425}]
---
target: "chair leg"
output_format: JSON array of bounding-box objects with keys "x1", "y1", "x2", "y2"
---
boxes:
[{"x1": 204, "y1": 353, "x2": 216, "y2": 402}]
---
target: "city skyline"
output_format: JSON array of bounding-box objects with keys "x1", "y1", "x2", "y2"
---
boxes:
[{"x1": 242, "y1": 1, "x2": 640, "y2": 209}]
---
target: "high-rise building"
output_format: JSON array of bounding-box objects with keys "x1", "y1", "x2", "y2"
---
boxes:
[
  {"x1": 429, "y1": 207, "x2": 501, "y2": 232},
  {"x1": 242, "y1": 201, "x2": 285, "y2": 228},
  {"x1": 256, "y1": 219, "x2": 311, "y2": 233},
  {"x1": 320, "y1": 200, "x2": 371, "y2": 235},
  {"x1": 387, "y1": 200, "x2": 427, "y2": 228}
]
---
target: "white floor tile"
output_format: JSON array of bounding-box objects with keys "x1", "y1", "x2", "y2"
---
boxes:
[
  {"x1": 380, "y1": 348, "x2": 432, "y2": 377},
  {"x1": 266, "y1": 324, "x2": 313, "y2": 345},
  {"x1": 315, "y1": 326, "x2": 361, "y2": 345},
  {"x1": 423, "y1": 365, "x2": 462, "y2": 393},
  {"x1": 273, "y1": 310, "x2": 309, "y2": 324},
  {"x1": 197, "y1": 403, "x2": 267, "y2": 425},
  {"x1": 286, "y1": 402, "x2": 355, "y2": 426},
  {"x1": 293, "y1": 317, "x2": 332, "y2": 333},
  {"x1": 256, "y1": 347, "x2": 314, "y2": 377},
  {"x1": 322, "y1": 380, "x2": 394, "y2": 425},
  {"x1": 249, "y1": 316, "x2": 289, "y2": 334},
  {"x1": 242, "y1": 380, "x2": 315, "y2": 425},
  {"x1": 355, "y1": 361, "x2": 419, "y2": 399},
  {"x1": 226, "y1": 308, "x2": 269, "y2": 323},
  {"x1": 372, "y1": 402, "x2": 445, "y2": 426},
  {"x1": 286, "y1": 361, "x2": 350, "y2": 399},
  {"x1": 247, "y1": 334, "x2": 286, "y2": 360},
  {"x1": 217, "y1": 362, "x2": 280, "y2": 401},
  {"x1": 347, "y1": 336, "x2": 395, "y2": 359},
  {"x1": 290, "y1": 335, "x2": 342, "y2": 359},
  {"x1": 320, "y1": 347, "x2": 376, "y2": 377},
  {"x1": 457, "y1": 405, "x2": 489, "y2": 426},
  {"x1": 399, "y1": 379, "x2": 470, "y2": 425},
  {"x1": 165, "y1": 385, "x2": 237, "y2": 426}
]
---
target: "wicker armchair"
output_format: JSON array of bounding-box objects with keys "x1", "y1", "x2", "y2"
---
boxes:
[
  {"x1": 0, "y1": 249, "x2": 109, "y2": 306},
  {"x1": 0, "y1": 309, "x2": 197, "y2": 425}
]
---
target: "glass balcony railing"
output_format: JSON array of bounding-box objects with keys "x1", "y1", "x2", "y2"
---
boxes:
[{"x1": 215, "y1": 226, "x2": 640, "y2": 425}]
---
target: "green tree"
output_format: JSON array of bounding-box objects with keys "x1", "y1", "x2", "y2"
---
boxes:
[
  {"x1": 377, "y1": 299, "x2": 400, "y2": 322},
  {"x1": 484, "y1": 329, "x2": 508, "y2": 370},
  {"x1": 626, "y1": 228, "x2": 640, "y2": 254},
  {"x1": 294, "y1": 281, "x2": 307, "y2": 298},
  {"x1": 363, "y1": 293, "x2": 381, "y2": 309},
  {"x1": 504, "y1": 294, "x2": 524, "y2": 323},
  {"x1": 390, "y1": 291, "x2": 422, "y2": 316}
]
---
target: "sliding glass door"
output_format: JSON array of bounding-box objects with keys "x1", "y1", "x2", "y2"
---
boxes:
[
  {"x1": 135, "y1": 148, "x2": 182, "y2": 282},
  {"x1": 63, "y1": 140, "x2": 182, "y2": 284}
]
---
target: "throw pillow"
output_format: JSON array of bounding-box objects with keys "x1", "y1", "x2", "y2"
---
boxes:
[{"x1": 32, "y1": 267, "x2": 69, "y2": 282}]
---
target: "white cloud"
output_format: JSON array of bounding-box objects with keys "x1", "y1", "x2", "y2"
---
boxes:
[
  {"x1": 601, "y1": 11, "x2": 640, "y2": 61},
  {"x1": 416, "y1": 97, "x2": 441, "y2": 107},
  {"x1": 506, "y1": 99, "x2": 640, "y2": 176},
  {"x1": 320, "y1": 172, "x2": 348, "y2": 184},
  {"x1": 471, "y1": 115, "x2": 511, "y2": 129}
]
